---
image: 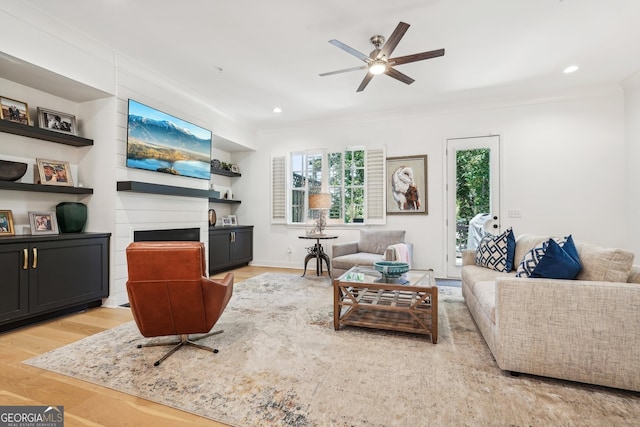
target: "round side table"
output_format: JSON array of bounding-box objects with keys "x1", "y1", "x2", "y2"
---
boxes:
[{"x1": 298, "y1": 234, "x2": 338, "y2": 277}]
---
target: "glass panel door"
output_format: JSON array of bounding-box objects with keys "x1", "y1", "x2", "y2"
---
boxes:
[{"x1": 446, "y1": 135, "x2": 500, "y2": 278}]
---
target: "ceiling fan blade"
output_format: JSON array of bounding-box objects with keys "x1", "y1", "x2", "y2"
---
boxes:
[
  {"x1": 390, "y1": 48, "x2": 445, "y2": 66},
  {"x1": 384, "y1": 67, "x2": 415, "y2": 85},
  {"x1": 378, "y1": 22, "x2": 410, "y2": 59},
  {"x1": 356, "y1": 73, "x2": 375, "y2": 92},
  {"x1": 329, "y1": 39, "x2": 370, "y2": 62},
  {"x1": 319, "y1": 65, "x2": 368, "y2": 77}
]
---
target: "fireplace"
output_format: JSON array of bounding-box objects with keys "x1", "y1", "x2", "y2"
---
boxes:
[{"x1": 134, "y1": 227, "x2": 200, "y2": 242}]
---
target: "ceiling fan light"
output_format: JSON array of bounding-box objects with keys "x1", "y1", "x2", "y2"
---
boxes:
[{"x1": 369, "y1": 61, "x2": 387, "y2": 75}]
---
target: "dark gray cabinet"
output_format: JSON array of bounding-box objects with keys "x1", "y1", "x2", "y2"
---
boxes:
[
  {"x1": 0, "y1": 242, "x2": 29, "y2": 323},
  {"x1": 209, "y1": 226, "x2": 253, "y2": 274},
  {"x1": 0, "y1": 233, "x2": 110, "y2": 332}
]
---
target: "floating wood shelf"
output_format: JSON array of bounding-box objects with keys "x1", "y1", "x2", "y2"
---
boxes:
[
  {"x1": 210, "y1": 167, "x2": 241, "y2": 177},
  {"x1": 0, "y1": 181, "x2": 93, "y2": 195},
  {"x1": 209, "y1": 197, "x2": 241, "y2": 204},
  {"x1": 0, "y1": 119, "x2": 93, "y2": 147},
  {"x1": 117, "y1": 180, "x2": 231, "y2": 200}
]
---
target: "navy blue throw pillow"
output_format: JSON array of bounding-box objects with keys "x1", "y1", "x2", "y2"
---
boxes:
[
  {"x1": 530, "y1": 238, "x2": 582, "y2": 279},
  {"x1": 561, "y1": 235, "x2": 580, "y2": 264}
]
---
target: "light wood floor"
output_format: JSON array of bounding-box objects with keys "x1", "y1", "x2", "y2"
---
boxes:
[{"x1": 0, "y1": 266, "x2": 304, "y2": 427}]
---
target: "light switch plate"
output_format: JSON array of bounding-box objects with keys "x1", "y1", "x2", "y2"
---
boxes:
[{"x1": 508, "y1": 209, "x2": 522, "y2": 218}]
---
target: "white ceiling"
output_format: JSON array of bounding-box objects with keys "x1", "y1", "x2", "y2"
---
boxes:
[{"x1": 20, "y1": 0, "x2": 640, "y2": 130}]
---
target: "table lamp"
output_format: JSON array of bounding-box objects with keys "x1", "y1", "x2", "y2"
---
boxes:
[{"x1": 308, "y1": 193, "x2": 331, "y2": 235}]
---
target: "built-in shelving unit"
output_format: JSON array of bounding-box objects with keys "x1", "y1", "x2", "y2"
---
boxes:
[
  {"x1": 209, "y1": 166, "x2": 241, "y2": 203},
  {"x1": 0, "y1": 120, "x2": 95, "y2": 195},
  {"x1": 0, "y1": 119, "x2": 93, "y2": 147}
]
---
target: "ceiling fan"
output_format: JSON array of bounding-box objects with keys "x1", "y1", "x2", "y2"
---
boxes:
[{"x1": 319, "y1": 21, "x2": 445, "y2": 92}]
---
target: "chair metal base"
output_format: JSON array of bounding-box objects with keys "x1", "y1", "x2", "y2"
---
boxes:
[{"x1": 137, "y1": 329, "x2": 224, "y2": 366}]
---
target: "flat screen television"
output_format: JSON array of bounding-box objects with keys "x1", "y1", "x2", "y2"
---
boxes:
[{"x1": 126, "y1": 99, "x2": 211, "y2": 180}]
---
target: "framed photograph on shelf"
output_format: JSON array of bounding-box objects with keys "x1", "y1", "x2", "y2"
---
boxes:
[
  {"x1": 36, "y1": 158, "x2": 74, "y2": 186},
  {"x1": 386, "y1": 155, "x2": 428, "y2": 215},
  {"x1": 231, "y1": 164, "x2": 239, "y2": 173},
  {"x1": 227, "y1": 215, "x2": 238, "y2": 225},
  {"x1": 37, "y1": 107, "x2": 77, "y2": 135},
  {"x1": 0, "y1": 210, "x2": 15, "y2": 235},
  {"x1": 28, "y1": 211, "x2": 59, "y2": 235},
  {"x1": 0, "y1": 96, "x2": 29, "y2": 124}
]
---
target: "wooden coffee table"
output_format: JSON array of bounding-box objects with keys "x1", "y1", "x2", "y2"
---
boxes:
[{"x1": 333, "y1": 267, "x2": 438, "y2": 343}]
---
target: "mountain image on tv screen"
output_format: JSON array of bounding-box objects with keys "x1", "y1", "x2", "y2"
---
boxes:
[{"x1": 126, "y1": 99, "x2": 212, "y2": 180}]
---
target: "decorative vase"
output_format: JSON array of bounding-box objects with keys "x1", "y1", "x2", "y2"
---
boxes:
[
  {"x1": 208, "y1": 209, "x2": 217, "y2": 227},
  {"x1": 0, "y1": 159, "x2": 28, "y2": 181},
  {"x1": 56, "y1": 202, "x2": 87, "y2": 233}
]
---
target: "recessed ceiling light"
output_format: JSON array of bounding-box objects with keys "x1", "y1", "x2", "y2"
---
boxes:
[
  {"x1": 273, "y1": 107, "x2": 282, "y2": 113},
  {"x1": 563, "y1": 65, "x2": 579, "y2": 74}
]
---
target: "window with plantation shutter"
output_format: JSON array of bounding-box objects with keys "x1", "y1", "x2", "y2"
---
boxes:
[
  {"x1": 270, "y1": 146, "x2": 386, "y2": 225},
  {"x1": 365, "y1": 147, "x2": 385, "y2": 224},
  {"x1": 271, "y1": 155, "x2": 286, "y2": 223}
]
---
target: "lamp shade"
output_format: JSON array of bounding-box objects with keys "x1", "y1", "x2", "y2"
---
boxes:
[{"x1": 308, "y1": 193, "x2": 331, "y2": 209}]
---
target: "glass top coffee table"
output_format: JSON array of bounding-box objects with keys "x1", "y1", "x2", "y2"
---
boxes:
[{"x1": 333, "y1": 266, "x2": 438, "y2": 343}]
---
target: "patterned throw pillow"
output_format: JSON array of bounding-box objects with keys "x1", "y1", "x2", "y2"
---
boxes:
[
  {"x1": 475, "y1": 227, "x2": 516, "y2": 272},
  {"x1": 516, "y1": 235, "x2": 582, "y2": 279},
  {"x1": 516, "y1": 241, "x2": 547, "y2": 277}
]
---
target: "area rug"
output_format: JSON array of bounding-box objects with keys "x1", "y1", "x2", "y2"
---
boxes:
[{"x1": 24, "y1": 273, "x2": 639, "y2": 426}]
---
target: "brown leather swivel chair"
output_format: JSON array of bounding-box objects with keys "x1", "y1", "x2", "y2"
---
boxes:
[{"x1": 125, "y1": 241, "x2": 233, "y2": 366}]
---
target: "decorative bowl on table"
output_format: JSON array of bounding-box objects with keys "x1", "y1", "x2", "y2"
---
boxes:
[
  {"x1": 0, "y1": 159, "x2": 28, "y2": 181},
  {"x1": 373, "y1": 261, "x2": 410, "y2": 278}
]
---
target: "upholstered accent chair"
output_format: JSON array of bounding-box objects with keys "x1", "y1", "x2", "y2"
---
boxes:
[
  {"x1": 126, "y1": 241, "x2": 233, "y2": 366},
  {"x1": 331, "y1": 230, "x2": 413, "y2": 278}
]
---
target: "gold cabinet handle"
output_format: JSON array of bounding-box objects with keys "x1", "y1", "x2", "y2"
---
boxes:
[
  {"x1": 23, "y1": 248, "x2": 28, "y2": 270},
  {"x1": 32, "y1": 247, "x2": 37, "y2": 269}
]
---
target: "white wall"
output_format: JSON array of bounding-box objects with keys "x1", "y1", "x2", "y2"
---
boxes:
[
  {"x1": 623, "y1": 71, "x2": 640, "y2": 257},
  {"x1": 238, "y1": 89, "x2": 630, "y2": 277},
  {"x1": 0, "y1": 5, "x2": 114, "y2": 95}
]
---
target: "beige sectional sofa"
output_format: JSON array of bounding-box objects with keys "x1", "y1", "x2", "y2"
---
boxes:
[{"x1": 461, "y1": 233, "x2": 640, "y2": 392}]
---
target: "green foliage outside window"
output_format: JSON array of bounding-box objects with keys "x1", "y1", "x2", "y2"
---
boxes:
[
  {"x1": 293, "y1": 149, "x2": 366, "y2": 224},
  {"x1": 456, "y1": 148, "x2": 490, "y2": 223},
  {"x1": 343, "y1": 149, "x2": 365, "y2": 223},
  {"x1": 328, "y1": 153, "x2": 342, "y2": 220},
  {"x1": 456, "y1": 148, "x2": 490, "y2": 251}
]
